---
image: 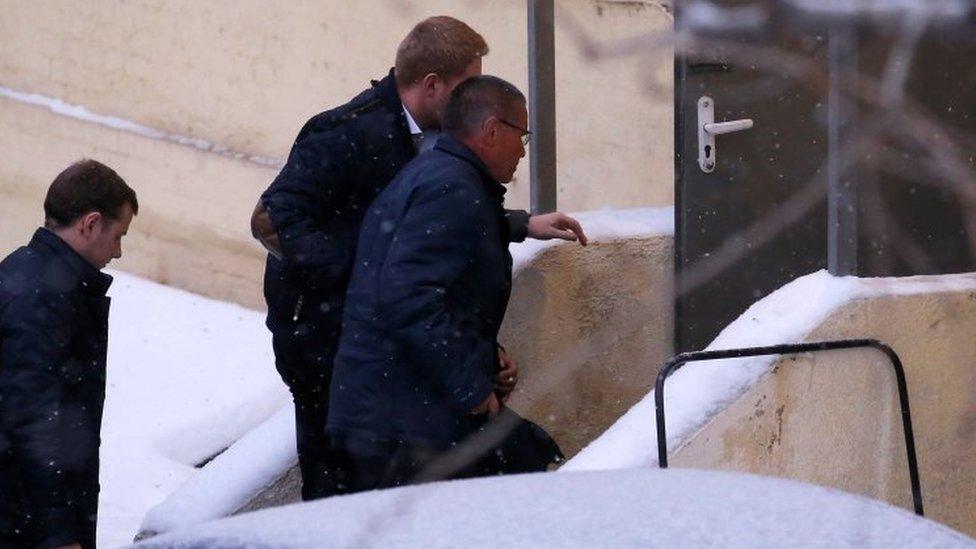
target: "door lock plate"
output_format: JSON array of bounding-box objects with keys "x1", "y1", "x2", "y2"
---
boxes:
[{"x1": 698, "y1": 96, "x2": 754, "y2": 173}]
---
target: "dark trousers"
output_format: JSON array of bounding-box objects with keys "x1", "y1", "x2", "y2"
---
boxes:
[
  {"x1": 271, "y1": 319, "x2": 340, "y2": 501},
  {"x1": 0, "y1": 453, "x2": 98, "y2": 549},
  {"x1": 329, "y1": 408, "x2": 564, "y2": 494},
  {"x1": 327, "y1": 436, "x2": 466, "y2": 494}
]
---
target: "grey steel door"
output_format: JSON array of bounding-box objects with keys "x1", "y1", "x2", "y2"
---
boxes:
[
  {"x1": 674, "y1": 2, "x2": 829, "y2": 352},
  {"x1": 674, "y1": 1, "x2": 976, "y2": 352}
]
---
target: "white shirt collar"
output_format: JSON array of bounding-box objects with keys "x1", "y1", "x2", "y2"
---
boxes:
[{"x1": 402, "y1": 105, "x2": 422, "y2": 135}]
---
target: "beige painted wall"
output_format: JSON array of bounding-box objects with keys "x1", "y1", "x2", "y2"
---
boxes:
[
  {"x1": 0, "y1": 96, "x2": 273, "y2": 308},
  {"x1": 502, "y1": 236, "x2": 674, "y2": 457},
  {"x1": 0, "y1": 1, "x2": 673, "y2": 302},
  {"x1": 672, "y1": 292, "x2": 976, "y2": 537}
]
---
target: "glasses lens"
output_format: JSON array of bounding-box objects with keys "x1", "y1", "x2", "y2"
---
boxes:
[{"x1": 522, "y1": 133, "x2": 531, "y2": 146}]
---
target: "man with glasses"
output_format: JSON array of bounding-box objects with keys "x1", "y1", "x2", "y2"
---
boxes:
[{"x1": 327, "y1": 75, "x2": 562, "y2": 493}]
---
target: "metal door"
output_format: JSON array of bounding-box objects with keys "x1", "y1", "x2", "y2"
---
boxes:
[
  {"x1": 674, "y1": 1, "x2": 976, "y2": 352},
  {"x1": 674, "y1": 1, "x2": 829, "y2": 352}
]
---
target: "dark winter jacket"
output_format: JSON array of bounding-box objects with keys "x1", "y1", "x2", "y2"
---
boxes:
[
  {"x1": 258, "y1": 70, "x2": 529, "y2": 389},
  {"x1": 0, "y1": 228, "x2": 112, "y2": 549},
  {"x1": 327, "y1": 134, "x2": 513, "y2": 447}
]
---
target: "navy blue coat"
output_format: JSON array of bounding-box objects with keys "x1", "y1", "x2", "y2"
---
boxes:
[
  {"x1": 0, "y1": 228, "x2": 111, "y2": 549},
  {"x1": 327, "y1": 134, "x2": 513, "y2": 447},
  {"x1": 260, "y1": 71, "x2": 528, "y2": 390}
]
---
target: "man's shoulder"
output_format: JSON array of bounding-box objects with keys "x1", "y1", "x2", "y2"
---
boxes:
[
  {"x1": 297, "y1": 81, "x2": 398, "y2": 143},
  {"x1": 0, "y1": 245, "x2": 42, "y2": 290},
  {"x1": 391, "y1": 150, "x2": 484, "y2": 202},
  {"x1": 0, "y1": 244, "x2": 79, "y2": 302}
]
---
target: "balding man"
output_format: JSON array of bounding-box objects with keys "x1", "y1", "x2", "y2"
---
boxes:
[{"x1": 327, "y1": 75, "x2": 561, "y2": 493}]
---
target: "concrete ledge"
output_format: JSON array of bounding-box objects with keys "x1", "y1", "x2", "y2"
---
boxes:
[
  {"x1": 567, "y1": 270, "x2": 976, "y2": 537},
  {"x1": 502, "y1": 235, "x2": 673, "y2": 457},
  {"x1": 674, "y1": 289, "x2": 976, "y2": 536}
]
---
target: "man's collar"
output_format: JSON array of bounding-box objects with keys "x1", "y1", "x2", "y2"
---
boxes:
[
  {"x1": 372, "y1": 68, "x2": 417, "y2": 147},
  {"x1": 30, "y1": 227, "x2": 114, "y2": 296},
  {"x1": 434, "y1": 135, "x2": 507, "y2": 199},
  {"x1": 402, "y1": 104, "x2": 422, "y2": 135}
]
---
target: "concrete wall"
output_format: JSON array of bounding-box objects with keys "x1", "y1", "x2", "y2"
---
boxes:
[
  {"x1": 672, "y1": 291, "x2": 976, "y2": 537},
  {"x1": 502, "y1": 236, "x2": 674, "y2": 457},
  {"x1": 0, "y1": 0, "x2": 673, "y2": 307}
]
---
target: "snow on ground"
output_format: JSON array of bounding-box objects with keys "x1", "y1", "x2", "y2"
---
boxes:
[
  {"x1": 564, "y1": 270, "x2": 976, "y2": 472},
  {"x1": 133, "y1": 468, "x2": 974, "y2": 548},
  {"x1": 99, "y1": 270, "x2": 290, "y2": 548},
  {"x1": 138, "y1": 206, "x2": 675, "y2": 537}
]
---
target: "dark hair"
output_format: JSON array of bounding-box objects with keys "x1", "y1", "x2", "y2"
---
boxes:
[
  {"x1": 44, "y1": 159, "x2": 138, "y2": 228},
  {"x1": 394, "y1": 16, "x2": 488, "y2": 87},
  {"x1": 442, "y1": 75, "x2": 526, "y2": 138}
]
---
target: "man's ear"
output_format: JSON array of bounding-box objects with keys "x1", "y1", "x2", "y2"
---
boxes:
[
  {"x1": 421, "y1": 73, "x2": 440, "y2": 97},
  {"x1": 78, "y1": 211, "x2": 102, "y2": 237},
  {"x1": 482, "y1": 117, "x2": 500, "y2": 147}
]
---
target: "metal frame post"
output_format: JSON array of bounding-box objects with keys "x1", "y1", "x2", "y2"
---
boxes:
[
  {"x1": 528, "y1": 0, "x2": 557, "y2": 214},
  {"x1": 827, "y1": 25, "x2": 860, "y2": 275}
]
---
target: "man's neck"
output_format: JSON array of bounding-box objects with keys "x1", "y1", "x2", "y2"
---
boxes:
[
  {"x1": 47, "y1": 226, "x2": 96, "y2": 269},
  {"x1": 397, "y1": 84, "x2": 434, "y2": 131}
]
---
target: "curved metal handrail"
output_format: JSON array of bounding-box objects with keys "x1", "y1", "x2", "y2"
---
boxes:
[{"x1": 654, "y1": 338, "x2": 924, "y2": 516}]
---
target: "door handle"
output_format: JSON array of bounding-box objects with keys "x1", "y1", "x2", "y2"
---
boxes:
[
  {"x1": 705, "y1": 120, "x2": 754, "y2": 135},
  {"x1": 698, "y1": 96, "x2": 754, "y2": 173}
]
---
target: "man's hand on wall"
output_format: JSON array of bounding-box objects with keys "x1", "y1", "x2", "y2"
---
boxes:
[
  {"x1": 527, "y1": 212, "x2": 588, "y2": 245},
  {"x1": 494, "y1": 347, "x2": 519, "y2": 402}
]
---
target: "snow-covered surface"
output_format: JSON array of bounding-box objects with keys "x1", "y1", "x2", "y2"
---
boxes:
[
  {"x1": 0, "y1": 85, "x2": 282, "y2": 167},
  {"x1": 511, "y1": 206, "x2": 673, "y2": 274},
  {"x1": 133, "y1": 468, "x2": 974, "y2": 548},
  {"x1": 565, "y1": 270, "x2": 976, "y2": 472},
  {"x1": 139, "y1": 406, "x2": 296, "y2": 537},
  {"x1": 99, "y1": 271, "x2": 290, "y2": 547}
]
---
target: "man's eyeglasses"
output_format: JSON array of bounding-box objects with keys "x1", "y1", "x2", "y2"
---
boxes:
[{"x1": 497, "y1": 118, "x2": 532, "y2": 146}]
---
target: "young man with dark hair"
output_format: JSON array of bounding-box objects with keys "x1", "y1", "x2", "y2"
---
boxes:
[
  {"x1": 327, "y1": 75, "x2": 559, "y2": 493},
  {"x1": 251, "y1": 15, "x2": 586, "y2": 500},
  {"x1": 0, "y1": 159, "x2": 137, "y2": 549}
]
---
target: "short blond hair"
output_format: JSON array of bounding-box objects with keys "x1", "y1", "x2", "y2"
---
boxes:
[{"x1": 395, "y1": 16, "x2": 489, "y2": 86}]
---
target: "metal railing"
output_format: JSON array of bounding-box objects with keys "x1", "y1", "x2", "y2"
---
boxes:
[{"x1": 654, "y1": 339, "x2": 924, "y2": 516}]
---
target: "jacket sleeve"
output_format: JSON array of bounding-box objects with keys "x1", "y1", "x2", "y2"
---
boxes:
[
  {"x1": 0, "y1": 293, "x2": 83, "y2": 548},
  {"x1": 260, "y1": 124, "x2": 361, "y2": 287},
  {"x1": 504, "y1": 209, "x2": 530, "y2": 243},
  {"x1": 376, "y1": 180, "x2": 495, "y2": 414}
]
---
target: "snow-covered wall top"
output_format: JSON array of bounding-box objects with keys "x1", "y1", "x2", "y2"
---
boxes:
[
  {"x1": 511, "y1": 206, "x2": 673, "y2": 274},
  {"x1": 563, "y1": 270, "x2": 976, "y2": 472}
]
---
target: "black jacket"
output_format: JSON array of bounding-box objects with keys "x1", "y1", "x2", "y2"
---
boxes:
[
  {"x1": 327, "y1": 134, "x2": 513, "y2": 447},
  {"x1": 259, "y1": 71, "x2": 529, "y2": 387},
  {"x1": 0, "y1": 228, "x2": 112, "y2": 549}
]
